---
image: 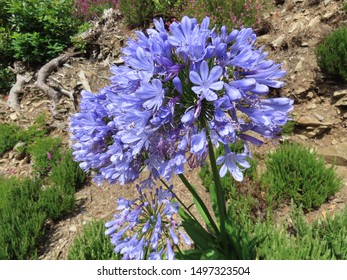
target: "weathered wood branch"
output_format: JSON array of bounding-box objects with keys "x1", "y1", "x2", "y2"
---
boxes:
[
  {"x1": 35, "y1": 50, "x2": 80, "y2": 117},
  {"x1": 6, "y1": 62, "x2": 32, "y2": 112}
]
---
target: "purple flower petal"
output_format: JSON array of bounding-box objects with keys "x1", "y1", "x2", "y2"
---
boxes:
[
  {"x1": 190, "y1": 129, "x2": 206, "y2": 155},
  {"x1": 166, "y1": 239, "x2": 175, "y2": 260}
]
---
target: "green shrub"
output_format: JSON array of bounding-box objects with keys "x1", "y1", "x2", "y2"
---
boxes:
[
  {"x1": 0, "y1": 178, "x2": 46, "y2": 259},
  {"x1": 0, "y1": 115, "x2": 48, "y2": 156},
  {"x1": 38, "y1": 149, "x2": 85, "y2": 221},
  {"x1": 0, "y1": 176, "x2": 19, "y2": 210},
  {"x1": 254, "y1": 205, "x2": 347, "y2": 260},
  {"x1": 309, "y1": 209, "x2": 347, "y2": 259},
  {"x1": 39, "y1": 184, "x2": 75, "y2": 221},
  {"x1": 0, "y1": 124, "x2": 19, "y2": 156},
  {"x1": 28, "y1": 137, "x2": 62, "y2": 176},
  {"x1": 152, "y1": 0, "x2": 184, "y2": 18},
  {"x1": 261, "y1": 143, "x2": 343, "y2": 210},
  {"x1": 0, "y1": 1, "x2": 9, "y2": 26},
  {"x1": 119, "y1": 0, "x2": 155, "y2": 27},
  {"x1": 49, "y1": 150, "x2": 86, "y2": 191},
  {"x1": 17, "y1": 113, "x2": 48, "y2": 144},
  {"x1": 68, "y1": 220, "x2": 120, "y2": 260},
  {"x1": 316, "y1": 26, "x2": 347, "y2": 82},
  {"x1": 0, "y1": 26, "x2": 14, "y2": 92},
  {"x1": 4, "y1": 0, "x2": 83, "y2": 63},
  {"x1": 0, "y1": 66, "x2": 14, "y2": 93}
]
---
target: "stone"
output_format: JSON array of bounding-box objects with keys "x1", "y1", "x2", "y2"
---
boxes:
[
  {"x1": 297, "y1": 134, "x2": 308, "y2": 140},
  {"x1": 333, "y1": 89, "x2": 347, "y2": 99},
  {"x1": 307, "y1": 131, "x2": 317, "y2": 138},
  {"x1": 317, "y1": 143, "x2": 347, "y2": 166},
  {"x1": 313, "y1": 113, "x2": 325, "y2": 122},
  {"x1": 296, "y1": 115, "x2": 332, "y2": 127},
  {"x1": 308, "y1": 16, "x2": 321, "y2": 27},
  {"x1": 295, "y1": 86, "x2": 307, "y2": 96},
  {"x1": 306, "y1": 91, "x2": 314, "y2": 99},
  {"x1": 306, "y1": 126, "x2": 330, "y2": 138},
  {"x1": 294, "y1": 59, "x2": 304, "y2": 72},
  {"x1": 289, "y1": 22, "x2": 299, "y2": 33},
  {"x1": 307, "y1": 103, "x2": 317, "y2": 109},
  {"x1": 301, "y1": 42, "x2": 309, "y2": 47},
  {"x1": 271, "y1": 35, "x2": 286, "y2": 49},
  {"x1": 256, "y1": 34, "x2": 271, "y2": 45},
  {"x1": 9, "y1": 113, "x2": 17, "y2": 120},
  {"x1": 69, "y1": 225, "x2": 77, "y2": 232},
  {"x1": 323, "y1": 0, "x2": 330, "y2": 6},
  {"x1": 335, "y1": 96, "x2": 347, "y2": 107},
  {"x1": 323, "y1": 10, "x2": 335, "y2": 20},
  {"x1": 13, "y1": 142, "x2": 26, "y2": 160}
]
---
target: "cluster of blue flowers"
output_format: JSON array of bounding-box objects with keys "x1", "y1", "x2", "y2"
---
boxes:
[
  {"x1": 105, "y1": 185, "x2": 189, "y2": 259},
  {"x1": 70, "y1": 16, "x2": 293, "y2": 259},
  {"x1": 70, "y1": 16, "x2": 292, "y2": 186}
]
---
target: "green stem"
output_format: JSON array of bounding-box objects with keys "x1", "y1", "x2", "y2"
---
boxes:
[
  {"x1": 207, "y1": 140, "x2": 228, "y2": 256},
  {"x1": 159, "y1": 178, "x2": 201, "y2": 225},
  {"x1": 178, "y1": 173, "x2": 219, "y2": 234}
]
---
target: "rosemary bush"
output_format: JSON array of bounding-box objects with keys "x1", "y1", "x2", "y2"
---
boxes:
[
  {"x1": 0, "y1": 124, "x2": 19, "y2": 156},
  {"x1": 255, "y1": 205, "x2": 347, "y2": 260},
  {"x1": 38, "y1": 184, "x2": 76, "y2": 221},
  {"x1": 0, "y1": 178, "x2": 46, "y2": 260},
  {"x1": 261, "y1": 142, "x2": 343, "y2": 210},
  {"x1": 39, "y1": 150, "x2": 86, "y2": 220},
  {"x1": 28, "y1": 137, "x2": 62, "y2": 177},
  {"x1": 316, "y1": 26, "x2": 347, "y2": 82},
  {"x1": 49, "y1": 150, "x2": 87, "y2": 191},
  {"x1": 68, "y1": 220, "x2": 120, "y2": 260}
]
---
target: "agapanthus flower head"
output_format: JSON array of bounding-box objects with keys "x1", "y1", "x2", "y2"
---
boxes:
[
  {"x1": 105, "y1": 185, "x2": 190, "y2": 260},
  {"x1": 70, "y1": 15, "x2": 293, "y2": 185}
]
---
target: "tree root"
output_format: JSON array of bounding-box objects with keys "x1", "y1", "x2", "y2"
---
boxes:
[
  {"x1": 35, "y1": 49, "x2": 80, "y2": 117},
  {"x1": 6, "y1": 62, "x2": 32, "y2": 112}
]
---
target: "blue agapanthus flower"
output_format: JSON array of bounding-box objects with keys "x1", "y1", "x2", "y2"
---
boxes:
[
  {"x1": 105, "y1": 185, "x2": 190, "y2": 260},
  {"x1": 70, "y1": 16, "x2": 293, "y2": 185}
]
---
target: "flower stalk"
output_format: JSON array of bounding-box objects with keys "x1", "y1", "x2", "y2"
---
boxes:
[
  {"x1": 178, "y1": 173, "x2": 219, "y2": 234},
  {"x1": 207, "y1": 138, "x2": 228, "y2": 256}
]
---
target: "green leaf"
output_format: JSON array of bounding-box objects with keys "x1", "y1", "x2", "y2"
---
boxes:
[
  {"x1": 201, "y1": 248, "x2": 224, "y2": 260},
  {"x1": 175, "y1": 249, "x2": 204, "y2": 260},
  {"x1": 179, "y1": 209, "x2": 214, "y2": 251}
]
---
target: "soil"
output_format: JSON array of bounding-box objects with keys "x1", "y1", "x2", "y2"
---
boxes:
[{"x1": 0, "y1": 2, "x2": 346, "y2": 259}]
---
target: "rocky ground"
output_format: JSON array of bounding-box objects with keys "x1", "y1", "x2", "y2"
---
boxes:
[{"x1": 0, "y1": 1, "x2": 346, "y2": 259}]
